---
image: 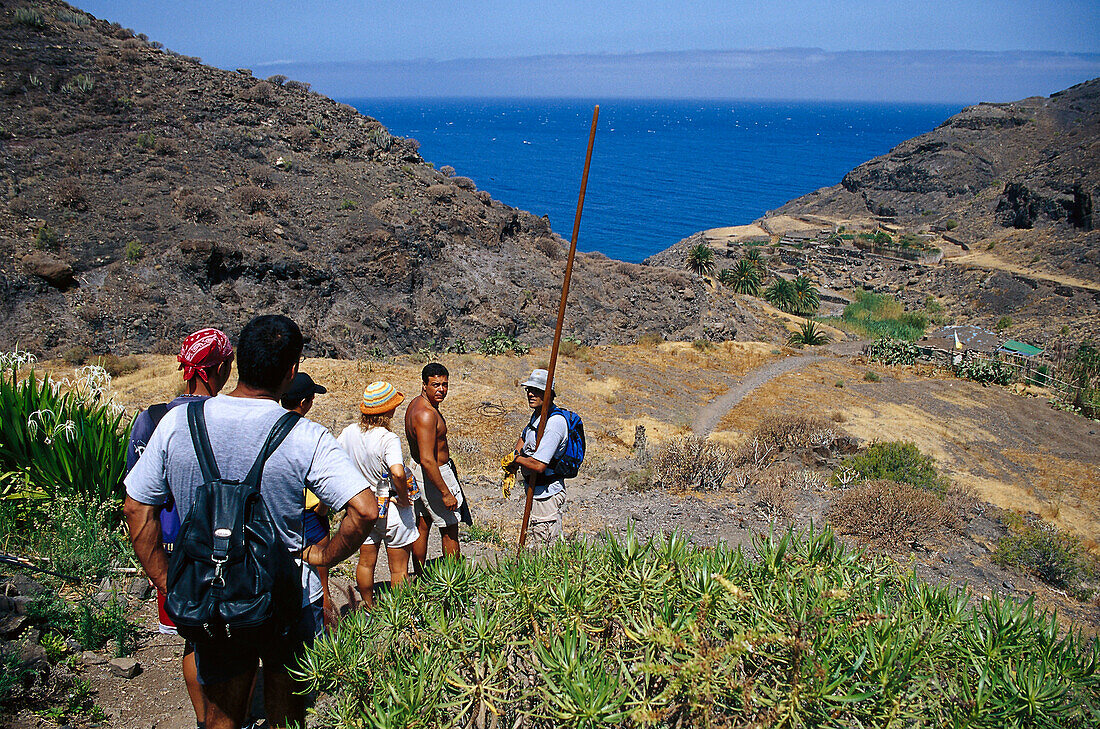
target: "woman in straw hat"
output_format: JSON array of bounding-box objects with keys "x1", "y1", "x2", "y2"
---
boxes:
[{"x1": 336, "y1": 381, "x2": 418, "y2": 608}]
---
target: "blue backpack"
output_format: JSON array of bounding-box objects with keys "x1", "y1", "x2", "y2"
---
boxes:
[{"x1": 524, "y1": 405, "x2": 586, "y2": 479}]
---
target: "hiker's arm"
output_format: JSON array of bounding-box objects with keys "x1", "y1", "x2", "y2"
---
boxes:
[
  {"x1": 306, "y1": 489, "x2": 377, "y2": 568},
  {"x1": 389, "y1": 463, "x2": 411, "y2": 508},
  {"x1": 515, "y1": 417, "x2": 567, "y2": 475},
  {"x1": 412, "y1": 410, "x2": 454, "y2": 501},
  {"x1": 513, "y1": 453, "x2": 549, "y2": 473},
  {"x1": 123, "y1": 497, "x2": 168, "y2": 594}
]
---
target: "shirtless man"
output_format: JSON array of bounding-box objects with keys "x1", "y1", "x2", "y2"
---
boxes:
[{"x1": 405, "y1": 362, "x2": 470, "y2": 567}]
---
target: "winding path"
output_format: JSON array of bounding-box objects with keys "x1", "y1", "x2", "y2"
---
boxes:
[{"x1": 691, "y1": 354, "x2": 825, "y2": 436}]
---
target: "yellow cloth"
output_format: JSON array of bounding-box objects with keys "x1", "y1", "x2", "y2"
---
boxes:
[
  {"x1": 304, "y1": 488, "x2": 320, "y2": 511},
  {"x1": 500, "y1": 452, "x2": 517, "y2": 498}
]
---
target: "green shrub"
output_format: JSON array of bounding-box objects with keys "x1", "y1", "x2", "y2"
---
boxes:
[
  {"x1": 33, "y1": 225, "x2": 60, "y2": 250},
  {"x1": 476, "y1": 331, "x2": 529, "y2": 356},
  {"x1": 338, "y1": 198, "x2": 358, "y2": 210},
  {"x1": 297, "y1": 527, "x2": 1100, "y2": 728},
  {"x1": 863, "y1": 370, "x2": 880, "y2": 382},
  {"x1": 125, "y1": 239, "x2": 142, "y2": 262},
  {"x1": 868, "y1": 336, "x2": 920, "y2": 365},
  {"x1": 996, "y1": 315, "x2": 1013, "y2": 332},
  {"x1": 955, "y1": 357, "x2": 1012, "y2": 385},
  {"x1": 1028, "y1": 364, "x2": 1051, "y2": 387},
  {"x1": 993, "y1": 517, "x2": 1097, "y2": 598},
  {"x1": 76, "y1": 596, "x2": 138, "y2": 657},
  {"x1": 835, "y1": 441, "x2": 950, "y2": 494},
  {"x1": 945, "y1": 219, "x2": 958, "y2": 231},
  {"x1": 819, "y1": 290, "x2": 928, "y2": 341},
  {"x1": 62, "y1": 345, "x2": 93, "y2": 366},
  {"x1": 135, "y1": 131, "x2": 156, "y2": 150}
]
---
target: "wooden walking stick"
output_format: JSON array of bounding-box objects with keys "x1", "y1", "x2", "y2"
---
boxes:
[{"x1": 517, "y1": 105, "x2": 599, "y2": 553}]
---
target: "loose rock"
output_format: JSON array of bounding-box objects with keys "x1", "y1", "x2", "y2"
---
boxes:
[{"x1": 109, "y1": 656, "x2": 141, "y2": 679}]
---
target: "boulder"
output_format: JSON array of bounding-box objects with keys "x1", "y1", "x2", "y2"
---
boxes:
[
  {"x1": 82, "y1": 650, "x2": 107, "y2": 666},
  {"x1": 108, "y1": 656, "x2": 141, "y2": 679},
  {"x1": 0, "y1": 574, "x2": 49, "y2": 598},
  {"x1": 126, "y1": 577, "x2": 154, "y2": 600},
  {"x1": 21, "y1": 252, "x2": 74, "y2": 288},
  {"x1": 0, "y1": 614, "x2": 29, "y2": 640}
]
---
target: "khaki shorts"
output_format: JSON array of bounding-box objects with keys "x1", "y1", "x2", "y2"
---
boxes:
[
  {"x1": 365, "y1": 502, "x2": 417, "y2": 548},
  {"x1": 410, "y1": 460, "x2": 472, "y2": 527},
  {"x1": 528, "y1": 490, "x2": 567, "y2": 547}
]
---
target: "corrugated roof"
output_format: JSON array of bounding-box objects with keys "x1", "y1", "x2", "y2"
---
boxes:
[
  {"x1": 1001, "y1": 340, "x2": 1043, "y2": 357},
  {"x1": 922, "y1": 325, "x2": 1002, "y2": 353}
]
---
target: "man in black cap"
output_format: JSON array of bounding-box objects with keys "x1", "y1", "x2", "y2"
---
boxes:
[
  {"x1": 281, "y1": 371, "x2": 335, "y2": 629},
  {"x1": 281, "y1": 372, "x2": 327, "y2": 418}
]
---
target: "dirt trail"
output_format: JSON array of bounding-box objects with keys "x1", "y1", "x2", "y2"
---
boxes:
[
  {"x1": 948, "y1": 251, "x2": 1100, "y2": 292},
  {"x1": 692, "y1": 353, "x2": 825, "y2": 435}
]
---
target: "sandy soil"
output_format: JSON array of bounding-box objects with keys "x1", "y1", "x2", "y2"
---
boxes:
[{"x1": 949, "y1": 251, "x2": 1100, "y2": 292}]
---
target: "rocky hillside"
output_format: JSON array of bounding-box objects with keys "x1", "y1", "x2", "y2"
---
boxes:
[
  {"x1": 0, "y1": 0, "x2": 761, "y2": 358},
  {"x1": 769, "y1": 79, "x2": 1100, "y2": 284}
]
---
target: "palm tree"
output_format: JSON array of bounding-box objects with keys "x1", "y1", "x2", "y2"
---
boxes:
[
  {"x1": 686, "y1": 243, "x2": 715, "y2": 276},
  {"x1": 764, "y1": 277, "x2": 796, "y2": 312},
  {"x1": 791, "y1": 275, "x2": 820, "y2": 315},
  {"x1": 720, "y1": 259, "x2": 761, "y2": 295},
  {"x1": 743, "y1": 246, "x2": 763, "y2": 272},
  {"x1": 788, "y1": 319, "x2": 830, "y2": 346}
]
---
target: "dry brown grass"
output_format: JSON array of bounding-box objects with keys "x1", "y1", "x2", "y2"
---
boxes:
[
  {"x1": 652, "y1": 435, "x2": 738, "y2": 491},
  {"x1": 828, "y1": 480, "x2": 954, "y2": 551}
]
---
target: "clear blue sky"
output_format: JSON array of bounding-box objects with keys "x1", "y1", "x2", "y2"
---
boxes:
[{"x1": 77, "y1": 1, "x2": 1100, "y2": 67}]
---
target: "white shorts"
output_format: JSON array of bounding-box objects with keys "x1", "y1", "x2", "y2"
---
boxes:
[
  {"x1": 410, "y1": 460, "x2": 472, "y2": 527},
  {"x1": 364, "y1": 502, "x2": 417, "y2": 548}
]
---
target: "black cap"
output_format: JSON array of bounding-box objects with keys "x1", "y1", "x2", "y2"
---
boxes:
[{"x1": 286, "y1": 372, "x2": 327, "y2": 400}]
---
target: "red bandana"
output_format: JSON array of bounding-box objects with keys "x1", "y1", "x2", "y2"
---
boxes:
[{"x1": 177, "y1": 328, "x2": 233, "y2": 382}]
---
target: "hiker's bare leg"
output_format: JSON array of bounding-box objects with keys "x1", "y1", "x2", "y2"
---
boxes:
[
  {"x1": 202, "y1": 666, "x2": 256, "y2": 729},
  {"x1": 263, "y1": 668, "x2": 306, "y2": 729},
  {"x1": 412, "y1": 512, "x2": 431, "y2": 574},
  {"x1": 356, "y1": 543, "x2": 380, "y2": 609},
  {"x1": 316, "y1": 535, "x2": 336, "y2": 628},
  {"x1": 387, "y1": 545, "x2": 411, "y2": 587},
  {"x1": 440, "y1": 524, "x2": 461, "y2": 558},
  {"x1": 182, "y1": 651, "x2": 204, "y2": 724}
]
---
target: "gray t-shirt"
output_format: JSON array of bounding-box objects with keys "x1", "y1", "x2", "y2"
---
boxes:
[
  {"x1": 125, "y1": 394, "x2": 369, "y2": 604},
  {"x1": 520, "y1": 411, "x2": 568, "y2": 499}
]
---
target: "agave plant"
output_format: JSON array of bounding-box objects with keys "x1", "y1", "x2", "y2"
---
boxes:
[
  {"x1": 297, "y1": 527, "x2": 1100, "y2": 729},
  {"x1": 718, "y1": 259, "x2": 761, "y2": 295},
  {"x1": 686, "y1": 243, "x2": 715, "y2": 276},
  {"x1": 788, "y1": 319, "x2": 831, "y2": 346}
]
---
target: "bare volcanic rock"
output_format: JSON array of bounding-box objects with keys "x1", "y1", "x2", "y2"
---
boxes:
[
  {"x1": 0, "y1": 1, "x2": 758, "y2": 356},
  {"x1": 766, "y1": 79, "x2": 1100, "y2": 285}
]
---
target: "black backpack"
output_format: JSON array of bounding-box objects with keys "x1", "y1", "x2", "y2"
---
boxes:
[{"x1": 164, "y1": 400, "x2": 303, "y2": 644}]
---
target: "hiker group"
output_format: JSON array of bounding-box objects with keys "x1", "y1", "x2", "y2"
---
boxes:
[{"x1": 122, "y1": 315, "x2": 584, "y2": 729}]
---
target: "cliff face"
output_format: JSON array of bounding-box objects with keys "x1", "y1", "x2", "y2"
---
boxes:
[
  {"x1": 0, "y1": 0, "x2": 759, "y2": 357},
  {"x1": 768, "y1": 79, "x2": 1100, "y2": 284}
]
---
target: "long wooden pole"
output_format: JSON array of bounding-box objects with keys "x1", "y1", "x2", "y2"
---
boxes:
[{"x1": 517, "y1": 104, "x2": 599, "y2": 553}]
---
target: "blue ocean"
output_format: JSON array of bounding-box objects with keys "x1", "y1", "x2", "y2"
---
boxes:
[{"x1": 344, "y1": 98, "x2": 961, "y2": 263}]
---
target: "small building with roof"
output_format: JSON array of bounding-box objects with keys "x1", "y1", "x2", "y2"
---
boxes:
[{"x1": 919, "y1": 325, "x2": 1003, "y2": 355}]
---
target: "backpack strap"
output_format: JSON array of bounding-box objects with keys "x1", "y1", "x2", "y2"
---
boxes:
[
  {"x1": 243, "y1": 411, "x2": 301, "y2": 488},
  {"x1": 186, "y1": 400, "x2": 221, "y2": 485},
  {"x1": 146, "y1": 403, "x2": 169, "y2": 430}
]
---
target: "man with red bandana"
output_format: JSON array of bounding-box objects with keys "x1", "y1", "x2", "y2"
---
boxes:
[{"x1": 124, "y1": 328, "x2": 234, "y2": 729}]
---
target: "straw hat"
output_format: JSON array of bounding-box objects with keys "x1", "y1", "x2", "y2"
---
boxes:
[{"x1": 359, "y1": 381, "x2": 404, "y2": 415}]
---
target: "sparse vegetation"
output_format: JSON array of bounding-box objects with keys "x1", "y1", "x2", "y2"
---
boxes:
[
  {"x1": 955, "y1": 356, "x2": 1012, "y2": 385},
  {"x1": 828, "y1": 479, "x2": 954, "y2": 550},
  {"x1": 944, "y1": 218, "x2": 958, "y2": 230},
  {"x1": 15, "y1": 7, "x2": 47, "y2": 28},
  {"x1": 996, "y1": 315, "x2": 1013, "y2": 332},
  {"x1": 868, "y1": 335, "x2": 920, "y2": 365},
  {"x1": 33, "y1": 224, "x2": 60, "y2": 250},
  {"x1": 863, "y1": 370, "x2": 881, "y2": 382},
  {"x1": 124, "y1": 238, "x2": 142, "y2": 262},
  {"x1": 652, "y1": 435, "x2": 737, "y2": 490}
]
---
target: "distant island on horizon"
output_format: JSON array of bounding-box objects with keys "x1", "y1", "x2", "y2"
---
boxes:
[{"x1": 259, "y1": 48, "x2": 1100, "y2": 104}]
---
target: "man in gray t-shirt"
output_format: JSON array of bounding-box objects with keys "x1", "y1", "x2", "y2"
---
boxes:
[
  {"x1": 505, "y1": 369, "x2": 569, "y2": 547},
  {"x1": 123, "y1": 315, "x2": 377, "y2": 729}
]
